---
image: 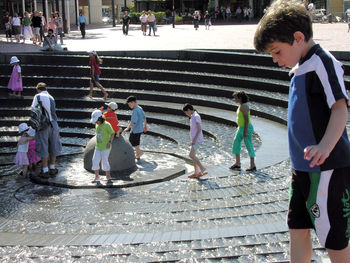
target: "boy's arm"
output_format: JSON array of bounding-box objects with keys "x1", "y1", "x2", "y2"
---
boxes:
[
  {"x1": 304, "y1": 99, "x2": 348, "y2": 168},
  {"x1": 123, "y1": 122, "x2": 134, "y2": 133}
]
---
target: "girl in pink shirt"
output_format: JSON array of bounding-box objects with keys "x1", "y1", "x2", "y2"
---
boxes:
[{"x1": 183, "y1": 103, "x2": 208, "y2": 178}]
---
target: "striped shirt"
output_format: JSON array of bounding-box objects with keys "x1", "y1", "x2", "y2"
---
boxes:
[{"x1": 288, "y1": 44, "x2": 350, "y2": 172}]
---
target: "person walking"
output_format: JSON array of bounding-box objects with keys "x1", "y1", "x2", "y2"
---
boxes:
[
  {"x1": 182, "y1": 103, "x2": 207, "y2": 178},
  {"x1": 54, "y1": 12, "x2": 63, "y2": 45},
  {"x1": 23, "y1": 12, "x2": 34, "y2": 44},
  {"x1": 87, "y1": 50, "x2": 108, "y2": 100},
  {"x1": 31, "y1": 11, "x2": 42, "y2": 45},
  {"x1": 31, "y1": 82, "x2": 62, "y2": 178},
  {"x1": 147, "y1": 10, "x2": 156, "y2": 36},
  {"x1": 193, "y1": 11, "x2": 200, "y2": 30},
  {"x1": 4, "y1": 12, "x2": 12, "y2": 42},
  {"x1": 139, "y1": 10, "x2": 147, "y2": 36},
  {"x1": 8, "y1": 56, "x2": 22, "y2": 97},
  {"x1": 230, "y1": 91, "x2": 256, "y2": 171},
  {"x1": 123, "y1": 96, "x2": 147, "y2": 159},
  {"x1": 48, "y1": 13, "x2": 56, "y2": 32},
  {"x1": 12, "y1": 13, "x2": 21, "y2": 43},
  {"x1": 122, "y1": 11, "x2": 131, "y2": 36},
  {"x1": 77, "y1": 11, "x2": 87, "y2": 38},
  {"x1": 204, "y1": 10, "x2": 211, "y2": 30},
  {"x1": 39, "y1": 11, "x2": 47, "y2": 42}
]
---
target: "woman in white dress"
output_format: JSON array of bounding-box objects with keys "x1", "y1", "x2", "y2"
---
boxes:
[{"x1": 23, "y1": 12, "x2": 34, "y2": 43}]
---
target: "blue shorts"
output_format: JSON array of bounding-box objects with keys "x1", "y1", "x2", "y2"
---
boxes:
[{"x1": 91, "y1": 75, "x2": 100, "y2": 83}]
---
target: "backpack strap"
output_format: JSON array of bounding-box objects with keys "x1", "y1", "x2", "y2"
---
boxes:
[{"x1": 37, "y1": 95, "x2": 53, "y2": 127}]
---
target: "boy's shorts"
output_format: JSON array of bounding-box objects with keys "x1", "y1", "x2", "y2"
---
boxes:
[
  {"x1": 288, "y1": 166, "x2": 350, "y2": 250},
  {"x1": 129, "y1": 132, "x2": 142, "y2": 147}
]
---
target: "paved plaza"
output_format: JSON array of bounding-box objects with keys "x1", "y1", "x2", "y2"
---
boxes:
[
  {"x1": 1, "y1": 21, "x2": 349, "y2": 262},
  {"x1": 1, "y1": 21, "x2": 350, "y2": 52}
]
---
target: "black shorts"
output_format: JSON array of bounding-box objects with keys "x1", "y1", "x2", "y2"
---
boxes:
[
  {"x1": 288, "y1": 166, "x2": 350, "y2": 250},
  {"x1": 129, "y1": 132, "x2": 142, "y2": 147}
]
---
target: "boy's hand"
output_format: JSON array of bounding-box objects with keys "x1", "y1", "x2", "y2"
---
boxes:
[
  {"x1": 106, "y1": 142, "x2": 111, "y2": 149},
  {"x1": 304, "y1": 144, "x2": 330, "y2": 168}
]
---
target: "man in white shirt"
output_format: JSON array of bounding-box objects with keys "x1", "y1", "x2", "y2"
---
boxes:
[{"x1": 31, "y1": 83, "x2": 62, "y2": 178}]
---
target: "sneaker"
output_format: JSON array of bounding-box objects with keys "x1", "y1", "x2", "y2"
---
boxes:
[
  {"x1": 49, "y1": 168, "x2": 58, "y2": 177},
  {"x1": 39, "y1": 171, "x2": 50, "y2": 179}
]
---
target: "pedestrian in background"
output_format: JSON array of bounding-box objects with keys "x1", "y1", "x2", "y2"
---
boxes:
[
  {"x1": 39, "y1": 11, "x2": 47, "y2": 42},
  {"x1": 54, "y1": 11, "x2": 64, "y2": 45},
  {"x1": 78, "y1": 11, "x2": 87, "y2": 38},
  {"x1": 4, "y1": 12, "x2": 12, "y2": 42},
  {"x1": 193, "y1": 11, "x2": 200, "y2": 30},
  {"x1": 139, "y1": 10, "x2": 147, "y2": 36},
  {"x1": 122, "y1": 11, "x2": 131, "y2": 36},
  {"x1": 204, "y1": 10, "x2": 211, "y2": 30},
  {"x1": 23, "y1": 12, "x2": 34, "y2": 44},
  {"x1": 12, "y1": 13, "x2": 21, "y2": 43},
  {"x1": 31, "y1": 11, "x2": 42, "y2": 45},
  {"x1": 147, "y1": 10, "x2": 156, "y2": 36}
]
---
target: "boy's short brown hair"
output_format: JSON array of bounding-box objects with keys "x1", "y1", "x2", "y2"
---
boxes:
[{"x1": 254, "y1": 0, "x2": 313, "y2": 53}]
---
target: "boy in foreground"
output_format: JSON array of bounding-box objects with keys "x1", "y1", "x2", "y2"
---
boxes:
[{"x1": 254, "y1": 0, "x2": 350, "y2": 262}]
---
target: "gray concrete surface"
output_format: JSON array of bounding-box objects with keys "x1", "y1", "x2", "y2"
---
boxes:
[{"x1": 1, "y1": 22, "x2": 349, "y2": 53}]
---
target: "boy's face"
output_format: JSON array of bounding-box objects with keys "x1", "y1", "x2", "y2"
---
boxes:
[
  {"x1": 267, "y1": 41, "x2": 302, "y2": 69},
  {"x1": 128, "y1": 101, "x2": 136, "y2": 109}
]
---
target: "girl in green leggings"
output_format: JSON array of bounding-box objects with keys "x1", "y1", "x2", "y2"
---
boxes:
[{"x1": 230, "y1": 91, "x2": 256, "y2": 172}]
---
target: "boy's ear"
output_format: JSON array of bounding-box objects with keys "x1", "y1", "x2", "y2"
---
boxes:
[{"x1": 293, "y1": 31, "x2": 305, "y2": 45}]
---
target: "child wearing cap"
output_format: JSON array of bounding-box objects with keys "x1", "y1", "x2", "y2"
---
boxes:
[
  {"x1": 8, "y1": 56, "x2": 22, "y2": 97},
  {"x1": 123, "y1": 96, "x2": 147, "y2": 159},
  {"x1": 90, "y1": 109, "x2": 115, "y2": 183},
  {"x1": 99, "y1": 102, "x2": 121, "y2": 137},
  {"x1": 13, "y1": 123, "x2": 35, "y2": 177}
]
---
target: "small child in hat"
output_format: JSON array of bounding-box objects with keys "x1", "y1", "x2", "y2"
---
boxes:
[
  {"x1": 13, "y1": 123, "x2": 35, "y2": 177},
  {"x1": 8, "y1": 56, "x2": 23, "y2": 97},
  {"x1": 99, "y1": 102, "x2": 121, "y2": 137},
  {"x1": 90, "y1": 109, "x2": 115, "y2": 183}
]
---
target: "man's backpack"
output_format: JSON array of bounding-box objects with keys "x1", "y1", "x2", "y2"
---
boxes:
[{"x1": 29, "y1": 95, "x2": 51, "y2": 131}]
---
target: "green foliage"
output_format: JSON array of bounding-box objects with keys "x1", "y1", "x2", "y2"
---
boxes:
[
  {"x1": 175, "y1": 16, "x2": 183, "y2": 22},
  {"x1": 129, "y1": 12, "x2": 166, "y2": 24}
]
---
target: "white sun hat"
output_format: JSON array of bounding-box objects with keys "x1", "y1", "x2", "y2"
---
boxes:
[
  {"x1": 105, "y1": 102, "x2": 118, "y2": 110},
  {"x1": 90, "y1": 110, "x2": 102, "y2": 123},
  {"x1": 89, "y1": 50, "x2": 97, "y2": 55},
  {"x1": 18, "y1": 123, "x2": 29, "y2": 134},
  {"x1": 10, "y1": 56, "x2": 20, "y2": 64}
]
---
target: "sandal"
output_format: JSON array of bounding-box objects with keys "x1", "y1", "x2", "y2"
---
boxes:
[
  {"x1": 245, "y1": 166, "x2": 257, "y2": 172},
  {"x1": 188, "y1": 173, "x2": 200, "y2": 178},
  {"x1": 200, "y1": 170, "x2": 208, "y2": 176},
  {"x1": 91, "y1": 177, "x2": 100, "y2": 183},
  {"x1": 229, "y1": 164, "x2": 241, "y2": 170}
]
